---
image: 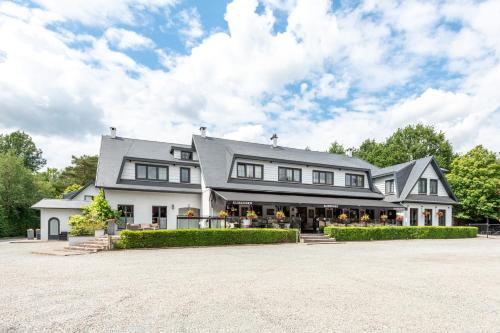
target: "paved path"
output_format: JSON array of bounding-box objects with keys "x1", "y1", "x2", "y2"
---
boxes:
[{"x1": 1, "y1": 238, "x2": 500, "y2": 332}]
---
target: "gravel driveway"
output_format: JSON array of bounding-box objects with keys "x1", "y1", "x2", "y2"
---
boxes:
[{"x1": 1, "y1": 238, "x2": 500, "y2": 332}]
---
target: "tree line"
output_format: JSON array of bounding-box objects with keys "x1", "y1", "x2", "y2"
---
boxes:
[
  {"x1": 0, "y1": 131, "x2": 98, "y2": 237},
  {"x1": 328, "y1": 124, "x2": 500, "y2": 223}
]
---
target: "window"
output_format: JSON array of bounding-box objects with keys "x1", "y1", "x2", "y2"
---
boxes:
[
  {"x1": 424, "y1": 208, "x2": 432, "y2": 226},
  {"x1": 84, "y1": 195, "x2": 94, "y2": 201},
  {"x1": 430, "y1": 179, "x2": 438, "y2": 195},
  {"x1": 345, "y1": 174, "x2": 364, "y2": 187},
  {"x1": 313, "y1": 170, "x2": 334, "y2": 185},
  {"x1": 418, "y1": 178, "x2": 427, "y2": 194},
  {"x1": 266, "y1": 208, "x2": 275, "y2": 216},
  {"x1": 136, "y1": 164, "x2": 168, "y2": 181},
  {"x1": 278, "y1": 167, "x2": 301, "y2": 182},
  {"x1": 438, "y1": 209, "x2": 446, "y2": 226},
  {"x1": 410, "y1": 208, "x2": 418, "y2": 226},
  {"x1": 180, "y1": 151, "x2": 192, "y2": 160},
  {"x1": 180, "y1": 167, "x2": 191, "y2": 183},
  {"x1": 385, "y1": 179, "x2": 395, "y2": 194},
  {"x1": 117, "y1": 205, "x2": 134, "y2": 228},
  {"x1": 236, "y1": 163, "x2": 263, "y2": 179}
]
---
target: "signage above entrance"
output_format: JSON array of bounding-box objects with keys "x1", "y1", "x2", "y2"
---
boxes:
[
  {"x1": 323, "y1": 204, "x2": 339, "y2": 208},
  {"x1": 231, "y1": 201, "x2": 253, "y2": 205}
]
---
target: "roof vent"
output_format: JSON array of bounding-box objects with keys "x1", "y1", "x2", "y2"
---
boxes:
[
  {"x1": 200, "y1": 126, "x2": 207, "y2": 138},
  {"x1": 270, "y1": 133, "x2": 278, "y2": 148},
  {"x1": 110, "y1": 127, "x2": 116, "y2": 139}
]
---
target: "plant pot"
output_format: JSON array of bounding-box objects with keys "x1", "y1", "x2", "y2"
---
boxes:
[
  {"x1": 68, "y1": 235, "x2": 94, "y2": 246},
  {"x1": 95, "y1": 229, "x2": 105, "y2": 237}
]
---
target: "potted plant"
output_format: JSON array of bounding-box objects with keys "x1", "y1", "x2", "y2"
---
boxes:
[
  {"x1": 338, "y1": 213, "x2": 348, "y2": 226},
  {"x1": 275, "y1": 210, "x2": 285, "y2": 222},
  {"x1": 360, "y1": 214, "x2": 370, "y2": 226},
  {"x1": 242, "y1": 210, "x2": 257, "y2": 228},
  {"x1": 186, "y1": 209, "x2": 195, "y2": 218},
  {"x1": 380, "y1": 214, "x2": 388, "y2": 226},
  {"x1": 218, "y1": 210, "x2": 228, "y2": 219},
  {"x1": 437, "y1": 211, "x2": 444, "y2": 218},
  {"x1": 396, "y1": 215, "x2": 404, "y2": 225}
]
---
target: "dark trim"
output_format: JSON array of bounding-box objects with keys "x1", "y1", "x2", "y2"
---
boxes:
[
  {"x1": 278, "y1": 166, "x2": 302, "y2": 183},
  {"x1": 170, "y1": 145, "x2": 194, "y2": 153},
  {"x1": 99, "y1": 186, "x2": 202, "y2": 194},
  {"x1": 123, "y1": 156, "x2": 199, "y2": 167},
  {"x1": 232, "y1": 153, "x2": 371, "y2": 171},
  {"x1": 429, "y1": 179, "x2": 438, "y2": 195},
  {"x1": 180, "y1": 167, "x2": 191, "y2": 183},
  {"x1": 385, "y1": 179, "x2": 395, "y2": 195},
  {"x1": 63, "y1": 182, "x2": 94, "y2": 200},
  {"x1": 118, "y1": 179, "x2": 200, "y2": 189},
  {"x1": 236, "y1": 162, "x2": 264, "y2": 180},
  {"x1": 312, "y1": 170, "x2": 334, "y2": 185}
]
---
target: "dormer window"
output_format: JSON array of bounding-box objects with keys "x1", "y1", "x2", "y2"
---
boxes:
[
  {"x1": 385, "y1": 179, "x2": 395, "y2": 194},
  {"x1": 430, "y1": 179, "x2": 438, "y2": 195},
  {"x1": 181, "y1": 151, "x2": 192, "y2": 160},
  {"x1": 136, "y1": 164, "x2": 168, "y2": 181},
  {"x1": 346, "y1": 174, "x2": 364, "y2": 187},
  {"x1": 237, "y1": 163, "x2": 263, "y2": 179},
  {"x1": 418, "y1": 178, "x2": 427, "y2": 194},
  {"x1": 278, "y1": 167, "x2": 301, "y2": 183}
]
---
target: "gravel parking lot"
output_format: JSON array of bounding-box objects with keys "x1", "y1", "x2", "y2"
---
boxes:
[{"x1": 1, "y1": 238, "x2": 500, "y2": 332}]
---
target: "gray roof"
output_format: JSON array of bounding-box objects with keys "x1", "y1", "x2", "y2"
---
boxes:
[
  {"x1": 95, "y1": 135, "x2": 201, "y2": 193},
  {"x1": 404, "y1": 195, "x2": 458, "y2": 204},
  {"x1": 214, "y1": 191, "x2": 404, "y2": 209},
  {"x1": 62, "y1": 182, "x2": 93, "y2": 200},
  {"x1": 372, "y1": 156, "x2": 458, "y2": 204},
  {"x1": 193, "y1": 135, "x2": 382, "y2": 199},
  {"x1": 31, "y1": 199, "x2": 89, "y2": 210}
]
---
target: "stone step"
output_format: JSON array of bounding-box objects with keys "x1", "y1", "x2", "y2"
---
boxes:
[
  {"x1": 305, "y1": 241, "x2": 340, "y2": 245},
  {"x1": 80, "y1": 243, "x2": 109, "y2": 250},
  {"x1": 64, "y1": 246, "x2": 98, "y2": 253},
  {"x1": 301, "y1": 238, "x2": 336, "y2": 243},
  {"x1": 300, "y1": 234, "x2": 330, "y2": 239}
]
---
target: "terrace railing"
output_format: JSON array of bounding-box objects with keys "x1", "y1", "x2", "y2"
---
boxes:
[
  {"x1": 176, "y1": 216, "x2": 302, "y2": 229},
  {"x1": 469, "y1": 223, "x2": 500, "y2": 237}
]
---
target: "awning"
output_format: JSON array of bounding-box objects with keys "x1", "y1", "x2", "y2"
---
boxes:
[{"x1": 213, "y1": 191, "x2": 404, "y2": 209}]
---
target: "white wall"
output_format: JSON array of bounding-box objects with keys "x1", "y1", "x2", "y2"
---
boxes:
[
  {"x1": 373, "y1": 175, "x2": 394, "y2": 194},
  {"x1": 121, "y1": 161, "x2": 201, "y2": 184},
  {"x1": 104, "y1": 189, "x2": 201, "y2": 229},
  {"x1": 72, "y1": 185, "x2": 99, "y2": 201},
  {"x1": 39, "y1": 208, "x2": 82, "y2": 241},
  {"x1": 231, "y1": 158, "x2": 370, "y2": 188},
  {"x1": 400, "y1": 203, "x2": 453, "y2": 226},
  {"x1": 410, "y1": 164, "x2": 447, "y2": 196}
]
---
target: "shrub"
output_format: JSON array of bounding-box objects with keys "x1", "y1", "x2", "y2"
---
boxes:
[
  {"x1": 68, "y1": 215, "x2": 97, "y2": 236},
  {"x1": 117, "y1": 228, "x2": 299, "y2": 249},
  {"x1": 323, "y1": 226, "x2": 477, "y2": 241}
]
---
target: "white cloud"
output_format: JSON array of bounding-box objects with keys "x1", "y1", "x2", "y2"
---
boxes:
[
  {"x1": 0, "y1": 0, "x2": 499, "y2": 170},
  {"x1": 105, "y1": 28, "x2": 155, "y2": 50},
  {"x1": 177, "y1": 7, "x2": 204, "y2": 47}
]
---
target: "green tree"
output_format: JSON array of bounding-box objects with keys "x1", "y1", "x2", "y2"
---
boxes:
[
  {"x1": 0, "y1": 153, "x2": 39, "y2": 236},
  {"x1": 353, "y1": 139, "x2": 388, "y2": 167},
  {"x1": 63, "y1": 184, "x2": 82, "y2": 195},
  {"x1": 350, "y1": 124, "x2": 454, "y2": 169},
  {"x1": 0, "y1": 131, "x2": 46, "y2": 171},
  {"x1": 447, "y1": 146, "x2": 500, "y2": 221},
  {"x1": 58, "y1": 155, "x2": 98, "y2": 189},
  {"x1": 383, "y1": 124, "x2": 454, "y2": 170},
  {"x1": 327, "y1": 142, "x2": 346, "y2": 154}
]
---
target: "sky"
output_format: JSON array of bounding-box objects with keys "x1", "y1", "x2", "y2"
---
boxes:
[{"x1": 0, "y1": 0, "x2": 499, "y2": 169}]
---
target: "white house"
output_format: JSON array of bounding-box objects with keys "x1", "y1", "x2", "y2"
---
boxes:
[{"x1": 32, "y1": 127, "x2": 458, "y2": 240}]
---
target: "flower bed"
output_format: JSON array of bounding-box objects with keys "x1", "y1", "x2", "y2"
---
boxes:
[
  {"x1": 116, "y1": 228, "x2": 299, "y2": 249},
  {"x1": 323, "y1": 226, "x2": 477, "y2": 241}
]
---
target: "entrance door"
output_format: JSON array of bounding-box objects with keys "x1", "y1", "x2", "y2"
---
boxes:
[
  {"x1": 48, "y1": 218, "x2": 60, "y2": 240},
  {"x1": 307, "y1": 207, "x2": 315, "y2": 231},
  {"x1": 152, "y1": 206, "x2": 168, "y2": 229},
  {"x1": 296, "y1": 207, "x2": 307, "y2": 230},
  {"x1": 410, "y1": 208, "x2": 418, "y2": 226}
]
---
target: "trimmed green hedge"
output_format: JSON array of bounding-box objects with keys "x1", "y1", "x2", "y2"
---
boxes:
[
  {"x1": 324, "y1": 226, "x2": 477, "y2": 241},
  {"x1": 117, "y1": 228, "x2": 299, "y2": 248}
]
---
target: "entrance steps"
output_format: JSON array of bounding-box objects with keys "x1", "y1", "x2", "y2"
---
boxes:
[
  {"x1": 299, "y1": 233, "x2": 337, "y2": 244},
  {"x1": 64, "y1": 236, "x2": 120, "y2": 253}
]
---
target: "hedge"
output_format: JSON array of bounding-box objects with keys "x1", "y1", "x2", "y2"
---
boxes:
[
  {"x1": 116, "y1": 228, "x2": 299, "y2": 249},
  {"x1": 324, "y1": 226, "x2": 477, "y2": 241}
]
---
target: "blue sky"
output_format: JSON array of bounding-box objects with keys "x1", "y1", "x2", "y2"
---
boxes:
[{"x1": 0, "y1": 0, "x2": 499, "y2": 168}]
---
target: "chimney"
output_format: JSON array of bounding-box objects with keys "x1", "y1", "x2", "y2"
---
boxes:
[
  {"x1": 199, "y1": 126, "x2": 207, "y2": 138},
  {"x1": 346, "y1": 147, "x2": 353, "y2": 157},
  {"x1": 110, "y1": 127, "x2": 116, "y2": 139},
  {"x1": 270, "y1": 133, "x2": 278, "y2": 148}
]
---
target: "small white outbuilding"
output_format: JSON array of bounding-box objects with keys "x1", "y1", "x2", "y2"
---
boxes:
[{"x1": 31, "y1": 184, "x2": 98, "y2": 240}]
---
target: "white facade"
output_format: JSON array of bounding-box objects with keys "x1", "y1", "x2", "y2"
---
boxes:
[
  {"x1": 72, "y1": 185, "x2": 99, "y2": 201},
  {"x1": 409, "y1": 164, "x2": 447, "y2": 196},
  {"x1": 39, "y1": 208, "x2": 82, "y2": 241},
  {"x1": 231, "y1": 158, "x2": 370, "y2": 189},
  {"x1": 373, "y1": 175, "x2": 394, "y2": 194},
  {"x1": 104, "y1": 189, "x2": 201, "y2": 230},
  {"x1": 400, "y1": 203, "x2": 453, "y2": 226}
]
